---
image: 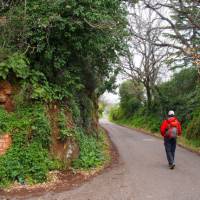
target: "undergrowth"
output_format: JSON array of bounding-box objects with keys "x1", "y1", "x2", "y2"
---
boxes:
[
  {"x1": 111, "y1": 114, "x2": 161, "y2": 133},
  {"x1": 0, "y1": 99, "x2": 110, "y2": 188},
  {"x1": 72, "y1": 128, "x2": 108, "y2": 169},
  {"x1": 0, "y1": 105, "x2": 62, "y2": 188},
  {"x1": 58, "y1": 108, "x2": 75, "y2": 141},
  {"x1": 0, "y1": 104, "x2": 110, "y2": 188},
  {"x1": 110, "y1": 107, "x2": 200, "y2": 150}
]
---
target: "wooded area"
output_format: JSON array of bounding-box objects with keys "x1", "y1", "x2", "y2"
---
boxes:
[{"x1": 110, "y1": 0, "x2": 200, "y2": 147}]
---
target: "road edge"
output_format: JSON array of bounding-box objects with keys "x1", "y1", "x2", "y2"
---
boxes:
[
  {"x1": 0, "y1": 127, "x2": 119, "y2": 199},
  {"x1": 113, "y1": 122, "x2": 200, "y2": 156}
]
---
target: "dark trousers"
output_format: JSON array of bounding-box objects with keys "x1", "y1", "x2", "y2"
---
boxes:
[{"x1": 164, "y1": 137, "x2": 177, "y2": 165}]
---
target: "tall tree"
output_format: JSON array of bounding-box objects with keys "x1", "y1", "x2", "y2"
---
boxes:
[
  {"x1": 119, "y1": 80, "x2": 143, "y2": 117},
  {"x1": 122, "y1": 3, "x2": 169, "y2": 109},
  {"x1": 141, "y1": 0, "x2": 200, "y2": 75},
  {"x1": 0, "y1": 0, "x2": 128, "y2": 133}
]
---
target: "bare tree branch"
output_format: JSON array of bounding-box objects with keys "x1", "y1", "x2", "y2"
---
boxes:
[
  {"x1": 142, "y1": 0, "x2": 200, "y2": 77},
  {"x1": 121, "y1": 2, "x2": 170, "y2": 109}
]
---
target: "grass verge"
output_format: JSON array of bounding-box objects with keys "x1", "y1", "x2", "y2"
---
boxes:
[{"x1": 112, "y1": 119, "x2": 200, "y2": 155}]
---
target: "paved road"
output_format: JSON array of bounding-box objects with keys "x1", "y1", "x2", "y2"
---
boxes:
[{"x1": 18, "y1": 120, "x2": 200, "y2": 199}]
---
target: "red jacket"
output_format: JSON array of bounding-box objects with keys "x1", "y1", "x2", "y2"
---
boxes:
[{"x1": 160, "y1": 117, "x2": 182, "y2": 138}]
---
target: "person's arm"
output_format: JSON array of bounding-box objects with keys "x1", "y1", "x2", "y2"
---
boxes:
[{"x1": 160, "y1": 120, "x2": 168, "y2": 137}]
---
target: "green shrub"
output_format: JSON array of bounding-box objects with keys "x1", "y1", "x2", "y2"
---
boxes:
[
  {"x1": 186, "y1": 110, "x2": 200, "y2": 143},
  {"x1": 0, "y1": 143, "x2": 50, "y2": 187},
  {"x1": 0, "y1": 107, "x2": 10, "y2": 134},
  {"x1": 111, "y1": 109, "x2": 162, "y2": 134},
  {"x1": 72, "y1": 128, "x2": 105, "y2": 169},
  {"x1": 30, "y1": 106, "x2": 51, "y2": 148},
  {"x1": 145, "y1": 115, "x2": 161, "y2": 133},
  {"x1": 109, "y1": 105, "x2": 124, "y2": 121},
  {"x1": 0, "y1": 104, "x2": 60, "y2": 187},
  {"x1": 68, "y1": 98, "x2": 81, "y2": 124},
  {"x1": 0, "y1": 53, "x2": 29, "y2": 80},
  {"x1": 58, "y1": 109, "x2": 75, "y2": 141}
]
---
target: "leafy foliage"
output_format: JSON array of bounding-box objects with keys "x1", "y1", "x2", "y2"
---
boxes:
[
  {"x1": 72, "y1": 128, "x2": 106, "y2": 169},
  {"x1": 0, "y1": 53, "x2": 29, "y2": 80},
  {"x1": 109, "y1": 106, "x2": 124, "y2": 122},
  {"x1": 154, "y1": 67, "x2": 199, "y2": 119},
  {"x1": 119, "y1": 80, "x2": 143, "y2": 117},
  {"x1": 58, "y1": 109, "x2": 75, "y2": 141},
  {"x1": 110, "y1": 67, "x2": 200, "y2": 147},
  {"x1": 0, "y1": 105, "x2": 61, "y2": 187},
  {"x1": 109, "y1": 103, "x2": 161, "y2": 133},
  {"x1": 1, "y1": 0, "x2": 127, "y2": 98},
  {"x1": 98, "y1": 102, "x2": 106, "y2": 118},
  {"x1": 0, "y1": 0, "x2": 127, "y2": 188},
  {"x1": 1, "y1": 0, "x2": 128, "y2": 133},
  {"x1": 186, "y1": 108, "x2": 200, "y2": 142}
]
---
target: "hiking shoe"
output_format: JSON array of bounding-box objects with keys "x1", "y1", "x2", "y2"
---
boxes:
[{"x1": 169, "y1": 164, "x2": 175, "y2": 170}]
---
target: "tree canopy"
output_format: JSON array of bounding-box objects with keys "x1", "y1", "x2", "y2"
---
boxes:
[
  {"x1": 0, "y1": 0, "x2": 127, "y2": 99},
  {"x1": 0, "y1": 0, "x2": 128, "y2": 133}
]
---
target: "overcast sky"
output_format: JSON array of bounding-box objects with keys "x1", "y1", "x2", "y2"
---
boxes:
[{"x1": 100, "y1": 74, "x2": 125, "y2": 104}]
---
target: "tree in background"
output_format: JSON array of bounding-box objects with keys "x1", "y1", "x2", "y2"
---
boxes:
[
  {"x1": 110, "y1": 0, "x2": 200, "y2": 147},
  {"x1": 143, "y1": 0, "x2": 200, "y2": 75},
  {"x1": 154, "y1": 67, "x2": 199, "y2": 119},
  {"x1": 119, "y1": 80, "x2": 143, "y2": 117},
  {"x1": 122, "y1": 2, "x2": 169, "y2": 110}
]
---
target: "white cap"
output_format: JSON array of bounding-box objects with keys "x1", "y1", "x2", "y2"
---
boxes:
[{"x1": 168, "y1": 110, "x2": 175, "y2": 116}]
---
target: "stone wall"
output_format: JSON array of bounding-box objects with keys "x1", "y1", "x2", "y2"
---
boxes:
[
  {"x1": 0, "y1": 134, "x2": 12, "y2": 156},
  {"x1": 48, "y1": 104, "x2": 79, "y2": 166},
  {"x1": 0, "y1": 81, "x2": 13, "y2": 155}
]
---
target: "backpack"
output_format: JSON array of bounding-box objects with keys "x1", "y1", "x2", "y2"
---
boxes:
[{"x1": 166, "y1": 119, "x2": 179, "y2": 138}]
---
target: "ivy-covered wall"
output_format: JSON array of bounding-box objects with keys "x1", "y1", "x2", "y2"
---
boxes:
[
  {"x1": 0, "y1": 0, "x2": 127, "y2": 135},
  {"x1": 0, "y1": 0, "x2": 127, "y2": 187}
]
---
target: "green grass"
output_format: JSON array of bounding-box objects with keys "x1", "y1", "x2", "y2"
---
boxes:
[
  {"x1": 112, "y1": 114, "x2": 161, "y2": 133},
  {"x1": 111, "y1": 115, "x2": 200, "y2": 154}
]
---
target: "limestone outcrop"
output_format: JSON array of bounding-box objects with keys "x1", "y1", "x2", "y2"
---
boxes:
[{"x1": 0, "y1": 81, "x2": 14, "y2": 112}]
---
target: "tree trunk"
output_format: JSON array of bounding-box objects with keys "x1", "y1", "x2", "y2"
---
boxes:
[
  {"x1": 146, "y1": 84, "x2": 152, "y2": 110},
  {"x1": 89, "y1": 92, "x2": 99, "y2": 138}
]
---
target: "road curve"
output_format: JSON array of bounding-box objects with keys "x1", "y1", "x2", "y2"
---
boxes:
[{"x1": 21, "y1": 120, "x2": 200, "y2": 200}]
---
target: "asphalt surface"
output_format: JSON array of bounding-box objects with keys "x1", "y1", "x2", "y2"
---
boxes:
[{"x1": 13, "y1": 120, "x2": 200, "y2": 200}]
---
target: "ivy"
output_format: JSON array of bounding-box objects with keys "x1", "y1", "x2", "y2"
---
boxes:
[
  {"x1": 58, "y1": 109, "x2": 75, "y2": 141},
  {"x1": 0, "y1": 53, "x2": 29, "y2": 80},
  {"x1": 72, "y1": 128, "x2": 106, "y2": 169},
  {"x1": 0, "y1": 0, "x2": 127, "y2": 187},
  {"x1": 0, "y1": 105, "x2": 61, "y2": 187},
  {"x1": 1, "y1": 0, "x2": 127, "y2": 99}
]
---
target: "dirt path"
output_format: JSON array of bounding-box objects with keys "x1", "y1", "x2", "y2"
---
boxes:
[{"x1": 3, "y1": 120, "x2": 200, "y2": 200}]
